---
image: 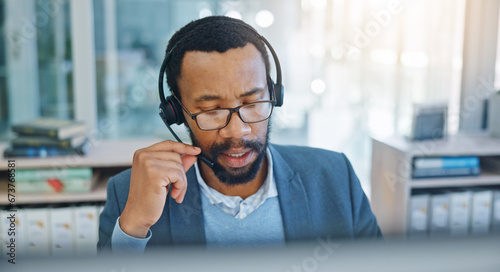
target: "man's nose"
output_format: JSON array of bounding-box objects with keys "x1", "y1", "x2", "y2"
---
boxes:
[{"x1": 219, "y1": 112, "x2": 251, "y2": 139}]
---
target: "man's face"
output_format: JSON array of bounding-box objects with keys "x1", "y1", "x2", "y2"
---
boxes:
[{"x1": 177, "y1": 43, "x2": 271, "y2": 185}]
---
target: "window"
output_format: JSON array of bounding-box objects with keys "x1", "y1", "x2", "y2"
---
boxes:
[
  {"x1": 0, "y1": 0, "x2": 73, "y2": 141},
  {"x1": 0, "y1": 0, "x2": 471, "y2": 195},
  {"x1": 284, "y1": 0, "x2": 466, "y2": 192}
]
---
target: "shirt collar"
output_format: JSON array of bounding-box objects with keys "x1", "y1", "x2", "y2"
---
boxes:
[{"x1": 194, "y1": 147, "x2": 277, "y2": 218}]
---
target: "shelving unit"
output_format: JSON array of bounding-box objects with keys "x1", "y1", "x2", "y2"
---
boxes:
[
  {"x1": 0, "y1": 138, "x2": 162, "y2": 206},
  {"x1": 0, "y1": 139, "x2": 166, "y2": 257},
  {"x1": 370, "y1": 132, "x2": 500, "y2": 237}
]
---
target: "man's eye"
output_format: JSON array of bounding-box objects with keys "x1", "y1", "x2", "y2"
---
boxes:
[
  {"x1": 244, "y1": 104, "x2": 257, "y2": 109},
  {"x1": 204, "y1": 110, "x2": 223, "y2": 116},
  {"x1": 199, "y1": 106, "x2": 218, "y2": 111}
]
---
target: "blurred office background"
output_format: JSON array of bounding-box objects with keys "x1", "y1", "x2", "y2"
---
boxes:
[{"x1": 0, "y1": 0, "x2": 498, "y2": 195}]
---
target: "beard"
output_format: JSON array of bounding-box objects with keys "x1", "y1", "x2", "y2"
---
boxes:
[{"x1": 188, "y1": 122, "x2": 271, "y2": 186}]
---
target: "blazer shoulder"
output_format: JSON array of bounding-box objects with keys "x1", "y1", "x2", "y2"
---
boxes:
[{"x1": 270, "y1": 144, "x2": 346, "y2": 166}]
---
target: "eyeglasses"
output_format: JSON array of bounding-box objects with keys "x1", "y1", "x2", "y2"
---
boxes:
[{"x1": 173, "y1": 96, "x2": 275, "y2": 131}]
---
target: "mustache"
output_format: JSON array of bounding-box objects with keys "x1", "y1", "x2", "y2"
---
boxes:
[{"x1": 208, "y1": 139, "x2": 265, "y2": 159}]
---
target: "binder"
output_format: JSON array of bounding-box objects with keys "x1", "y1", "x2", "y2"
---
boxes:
[
  {"x1": 412, "y1": 167, "x2": 480, "y2": 178},
  {"x1": 412, "y1": 156, "x2": 480, "y2": 178},
  {"x1": 0, "y1": 213, "x2": 2, "y2": 258},
  {"x1": 50, "y1": 207, "x2": 75, "y2": 256},
  {"x1": 26, "y1": 208, "x2": 51, "y2": 256},
  {"x1": 492, "y1": 190, "x2": 500, "y2": 234},
  {"x1": 74, "y1": 206, "x2": 98, "y2": 256},
  {"x1": 449, "y1": 190, "x2": 472, "y2": 237},
  {"x1": 429, "y1": 193, "x2": 450, "y2": 237},
  {"x1": 409, "y1": 194, "x2": 430, "y2": 238},
  {"x1": 14, "y1": 210, "x2": 27, "y2": 260},
  {"x1": 471, "y1": 190, "x2": 493, "y2": 236},
  {"x1": 1, "y1": 210, "x2": 8, "y2": 259},
  {"x1": 0, "y1": 210, "x2": 26, "y2": 260},
  {"x1": 413, "y1": 156, "x2": 480, "y2": 169}
]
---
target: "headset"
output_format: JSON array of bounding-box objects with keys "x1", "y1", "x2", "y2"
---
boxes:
[{"x1": 158, "y1": 20, "x2": 284, "y2": 168}]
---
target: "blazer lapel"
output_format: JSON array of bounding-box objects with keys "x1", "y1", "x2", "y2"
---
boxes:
[
  {"x1": 270, "y1": 145, "x2": 314, "y2": 241},
  {"x1": 168, "y1": 166, "x2": 206, "y2": 245}
]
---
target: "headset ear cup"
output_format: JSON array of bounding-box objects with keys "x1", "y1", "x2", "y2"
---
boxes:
[
  {"x1": 268, "y1": 77, "x2": 284, "y2": 107},
  {"x1": 159, "y1": 96, "x2": 185, "y2": 126},
  {"x1": 275, "y1": 84, "x2": 284, "y2": 107},
  {"x1": 267, "y1": 77, "x2": 274, "y2": 98},
  {"x1": 159, "y1": 104, "x2": 169, "y2": 126}
]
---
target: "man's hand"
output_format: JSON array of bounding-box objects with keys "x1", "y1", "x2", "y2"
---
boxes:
[{"x1": 119, "y1": 140, "x2": 201, "y2": 238}]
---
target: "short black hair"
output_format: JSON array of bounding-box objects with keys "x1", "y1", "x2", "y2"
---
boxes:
[{"x1": 165, "y1": 16, "x2": 271, "y2": 99}]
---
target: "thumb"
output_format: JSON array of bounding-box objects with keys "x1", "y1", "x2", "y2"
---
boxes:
[{"x1": 181, "y1": 154, "x2": 198, "y2": 172}]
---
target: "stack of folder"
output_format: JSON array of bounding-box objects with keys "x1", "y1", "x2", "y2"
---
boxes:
[{"x1": 16, "y1": 167, "x2": 98, "y2": 194}]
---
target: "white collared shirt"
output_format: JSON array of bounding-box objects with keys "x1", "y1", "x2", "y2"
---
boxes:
[{"x1": 194, "y1": 148, "x2": 277, "y2": 219}]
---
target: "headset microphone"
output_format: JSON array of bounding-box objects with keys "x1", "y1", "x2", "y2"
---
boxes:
[{"x1": 158, "y1": 18, "x2": 284, "y2": 170}]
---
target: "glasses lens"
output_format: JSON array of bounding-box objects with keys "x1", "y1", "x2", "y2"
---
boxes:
[
  {"x1": 196, "y1": 109, "x2": 230, "y2": 130},
  {"x1": 240, "y1": 102, "x2": 273, "y2": 123},
  {"x1": 194, "y1": 102, "x2": 274, "y2": 130}
]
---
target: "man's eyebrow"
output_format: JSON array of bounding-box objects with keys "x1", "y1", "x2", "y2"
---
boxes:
[
  {"x1": 193, "y1": 87, "x2": 265, "y2": 103},
  {"x1": 194, "y1": 94, "x2": 221, "y2": 103},
  {"x1": 239, "y1": 87, "x2": 265, "y2": 98}
]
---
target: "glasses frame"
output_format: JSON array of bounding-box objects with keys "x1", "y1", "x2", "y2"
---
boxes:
[{"x1": 173, "y1": 95, "x2": 275, "y2": 131}]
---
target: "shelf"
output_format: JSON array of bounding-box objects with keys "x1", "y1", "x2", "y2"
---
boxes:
[
  {"x1": 410, "y1": 172, "x2": 500, "y2": 188},
  {"x1": 373, "y1": 132, "x2": 500, "y2": 157},
  {"x1": 0, "y1": 138, "x2": 162, "y2": 170},
  {"x1": 0, "y1": 178, "x2": 107, "y2": 205}
]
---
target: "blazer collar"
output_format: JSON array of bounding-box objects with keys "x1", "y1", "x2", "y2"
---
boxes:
[{"x1": 269, "y1": 144, "x2": 314, "y2": 241}]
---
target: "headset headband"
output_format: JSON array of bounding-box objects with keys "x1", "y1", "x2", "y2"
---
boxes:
[{"x1": 158, "y1": 20, "x2": 283, "y2": 107}]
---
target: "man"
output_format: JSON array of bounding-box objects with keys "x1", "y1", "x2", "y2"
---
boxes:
[{"x1": 98, "y1": 16, "x2": 382, "y2": 252}]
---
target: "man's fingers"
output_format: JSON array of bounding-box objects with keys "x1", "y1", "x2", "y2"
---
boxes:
[
  {"x1": 136, "y1": 151, "x2": 183, "y2": 165},
  {"x1": 181, "y1": 154, "x2": 198, "y2": 172},
  {"x1": 170, "y1": 155, "x2": 196, "y2": 203},
  {"x1": 132, "y1": 140, "x2": 199, "y2": 205},
  {"x1": 146, "y1": 140, "x2": 202, "y2": 155},
  {"x1": 169, "y1": 169, "x2": 188, "y2": 203}
]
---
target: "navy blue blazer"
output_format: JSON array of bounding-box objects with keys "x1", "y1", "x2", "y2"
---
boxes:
[{"x1": 98, "y1": 144, "x2": 382, "y2": 250}]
